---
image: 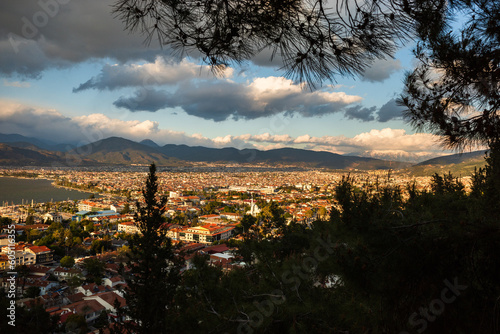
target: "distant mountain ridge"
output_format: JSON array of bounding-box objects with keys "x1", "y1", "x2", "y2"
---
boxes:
[
  {"x1": 0, "y1": 133, "x2": 488, "y2": 172},
  {"x1": 159, "y1": 144, "x2": 407, "y2": 169},
  {"x1": 0, "y1": 134, "x2": 407, "y2": 169}
]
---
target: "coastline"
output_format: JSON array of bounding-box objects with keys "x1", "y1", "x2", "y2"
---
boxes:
[
  {"x1": 51, "y1": 182, "x2": 109, "y2": 198},
  {"x1": 0, "y1": 177, "x2": 98, "y2": 205}
]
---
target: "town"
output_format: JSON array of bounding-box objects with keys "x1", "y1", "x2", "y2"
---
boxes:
[{"x1": 0, "y1": 166, "x2": 465, "y2": 332}]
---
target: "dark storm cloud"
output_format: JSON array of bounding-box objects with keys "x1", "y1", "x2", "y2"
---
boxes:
[
  {"x1": 113, "y1": 77, "x2": 362, "y2": 121},
  {"x1": 113, "y1": 88, "x2": 173, "y2": 112},
  {"x1": 344, "y1": 105, "x2": 376, "y2": 122},
  {"x1": 377, "y1": 98, "x2": 405, "y2": 122},
  {"x1": 0, "y1": 0, "x2": 164, "y2": 78},
  {"x1": 0, "y1": 0, "x2": 283, "y2": 79}
]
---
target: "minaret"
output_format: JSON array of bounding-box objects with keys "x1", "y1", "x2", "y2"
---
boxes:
[
  {"x1": 250, "y1": 193, "x2": 255, "y2": 216},
  {"x1": 250, "y1": 193, "x2": 253, "y2": 216}
]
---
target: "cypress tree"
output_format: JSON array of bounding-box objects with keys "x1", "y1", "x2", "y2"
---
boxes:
[{"x1": 123, "y1": 163, "x2": 183, "y2": 333}]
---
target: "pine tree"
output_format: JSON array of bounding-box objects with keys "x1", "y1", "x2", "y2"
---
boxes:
[
  {"x1": 123, "y1": 163, "x2": 183, "y2": 333},
  {"x1": 113, "y1": 0, "x2": 416, "y2": 87},
  {"x1": 400, "y1": 0, "x2": 500, "y2": 149}
]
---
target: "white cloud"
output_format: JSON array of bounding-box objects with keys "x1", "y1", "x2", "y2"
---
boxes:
[
  {"x1": 73, "y1": 58, "x2": 233, "y2": 92},
  {"x1": 237, "y1": 133, "x2": 293, "y2": 143},
  {"x1": 288, "y1": 128, "x2": 446, "y2": 161}
]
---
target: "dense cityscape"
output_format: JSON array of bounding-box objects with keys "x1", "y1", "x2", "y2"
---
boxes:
[{"x1": 0, "y1": 164, "x2": 443, "y2": 332}]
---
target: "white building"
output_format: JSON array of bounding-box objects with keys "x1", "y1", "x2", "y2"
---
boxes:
[
  {"x1": 43, "y1": 212, "x2": 63, "y2": 223},
  {"x1": 117, "y1": 221, "x2": 141, "y2": 234},
  {"x1": 179, "y1": 224, "x2": 234, "y2": 244}
]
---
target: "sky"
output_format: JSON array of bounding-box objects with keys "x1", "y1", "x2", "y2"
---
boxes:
[{"x1": 0, "y1": 0, "x2": 458, "y2": 163}]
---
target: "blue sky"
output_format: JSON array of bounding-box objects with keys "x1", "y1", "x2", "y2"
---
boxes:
[{"x1": 0, "y1": 0, "x2": 453, "y2": 162}]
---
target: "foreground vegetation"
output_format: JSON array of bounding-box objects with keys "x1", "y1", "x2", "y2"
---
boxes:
[{"x1": 105, "y1": 148, "x2": 500, "y2": 333}]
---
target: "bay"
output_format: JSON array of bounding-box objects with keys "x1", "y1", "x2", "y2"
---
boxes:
[{"x1": 0, "y1": 177, "x2": 96, "y2": 205}]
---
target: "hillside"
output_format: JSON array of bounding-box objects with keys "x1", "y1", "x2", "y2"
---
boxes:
[
  {"x1": 410, "y1": 150, "x2": 488, "y2": 176},
  {"x1": 0, "y1": 143, "x2": 96, "y2": 166},
  {"x1": 67, "y1": 137, "x2": 184, "y2": 166}
]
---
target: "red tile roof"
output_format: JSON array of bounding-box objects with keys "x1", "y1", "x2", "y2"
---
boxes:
[{"x1": 27, "y1": 245, "x2": 52, "y2": 253}]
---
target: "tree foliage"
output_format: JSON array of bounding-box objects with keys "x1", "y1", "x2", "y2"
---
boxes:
[
  {"x1": 400, "y1": 0, "x2": 500, "y2": 149},
  {"x1": 24, "y1": 286, "x2": 41, "y2": 299},
  {"x1": 60, "y1": 255, "x2": 75, "y2": 268},
  {"x1": 113, "y1": 0, "x2": 416, "y2": 87},
  {"x1": 82, "y1": 257, "x2": 106, "y2": 284},
  {"x1": 122, "y1": 163, "x2": 183, "y2": 333},
  {"x1": 0, "y1": 293, "x2": 60, "y2": 334}
]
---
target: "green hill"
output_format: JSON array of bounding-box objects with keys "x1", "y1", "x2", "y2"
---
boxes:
[{"x1": 410, "y1": 150, "x2": 488, "y2": 176}]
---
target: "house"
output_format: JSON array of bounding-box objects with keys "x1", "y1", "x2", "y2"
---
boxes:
[
  {"x1": 62, "y1": 299, "x2": 106, "y2": 324},
  {"x1": 43, "y1": 212, "x2": 63, "y2": 223},
  {"x1": 200, "y1": 244, "x2": 230, "y2": 255},
  {"x1": 83, "y1": 237, "x2": 94, "y2": 246},
  {"x1": 110, "y1": 239, "x2": 128, "y2": 250},
  {"x1": 220, "y1": 212, "x2": 243, "y2": 222},
  {"x1": 77, "y1": 283, "x2": 108, "y2": 296},
  {"x1": 64, "y1": 292, "x2": 85, "y2": 305},
  {"x1": 3, "y1": 250, "x2": 36, "y2": 266},
  {"x1": 104, "y1": 263, "x2": 120, "y2": 276},
  {"x1": 26, "y1": 245, "x2": 54, "y2": 264},
  {"x1": 84, "y1": 291, "x2": 126, "y2": 315},
  {"x1": 53, "y1": 266, "x2": 82, "y2": 280},
  {"x1": 0, "y1": 254, "x2": 8, "y2": 270},
  {"x1": 199, "y1": 214, "x2": 221, "y2": 222},
  {"x1": 166, "y1": 227, "x2": 183, "y2": 241},
  {"x1": 117, "y1": 222, "x2": 141, "y2": 234},
  {"x1": 2, "y1": 225, "x2": 30, "y2": 236},
  {"x1": 209, "y1": 252, "x2": 235, "y2": 268},
  {"x1": 110, "y1": 204, "x2": 124, "y2": 213},
  {"x1": 28, "y1": 264, "x2": 52, "y2": 277},
  {"x1": 0, "y1": 242, "x2": 37, "y2": 267},
  {"x1": 1, "y1": 277, "x2": 58, "y2": 296},
  {"x1": 63, "y1": 291, "x2": 127, "y2": 325},
  {"x1": 103, "y1": 276, "x2": 125, "y2": 288},
  {"x1": 77, "y1": 200, "x2": 104, "y2": 212},
  {"x1": 23, "y1": 278, "x2": 59, "y2": 296},
  {"x1": 24, "y1": 224, "x2": 50, "y2": 233},
  {"x1": 74, "y1": 210, "x2": 90, "y2": 222},
  {"x1": 179, "y1": 224, "x2": 234, "y2": 244},
  {"x1": 187, "y1": 196, "x2": 201, "y2": 204},
  {"x1": 0, "y1": 235, "x2": 11, "y2": 247}
]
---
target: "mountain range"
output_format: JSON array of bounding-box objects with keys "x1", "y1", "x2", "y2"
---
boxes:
[{"x1": 0, "y1": 133, "x2": 489, "y2": 173}]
